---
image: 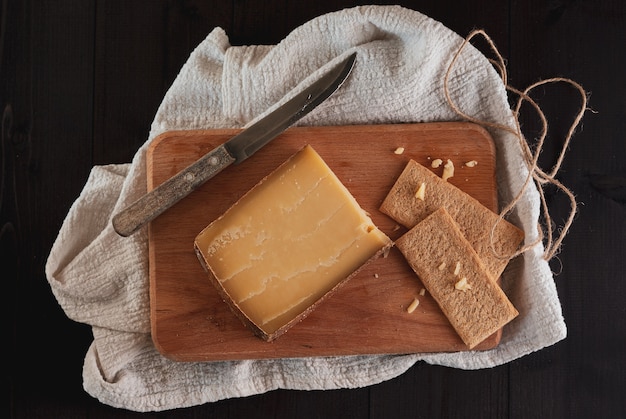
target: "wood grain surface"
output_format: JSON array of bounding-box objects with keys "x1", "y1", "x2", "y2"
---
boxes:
[
  {"x1": 147, "y1": 122, "x2": 500, "y2": 361},
  {"x1": 6, "y1": 1, "x2": 625, "y2": 417}
]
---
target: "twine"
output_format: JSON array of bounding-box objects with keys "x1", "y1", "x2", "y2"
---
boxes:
[{"x1": 443, "y1": 29, "x2": 587, "y2": 262}]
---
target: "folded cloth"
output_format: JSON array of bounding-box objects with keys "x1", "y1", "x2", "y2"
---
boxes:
[{"x1": 45, "y1": 5, "x2": 566, "y2": 412}]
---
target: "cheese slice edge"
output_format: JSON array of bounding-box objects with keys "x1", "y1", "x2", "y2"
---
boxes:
[{"x1": 195, "y1": 145, "x2": 391, "y2": 339}]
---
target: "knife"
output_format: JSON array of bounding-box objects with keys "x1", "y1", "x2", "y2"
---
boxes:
[{"x1": 112, "y1": 52, "x2": 357, "y2": 237}]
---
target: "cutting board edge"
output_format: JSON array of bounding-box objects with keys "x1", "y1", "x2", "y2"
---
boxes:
[{"x1": 147, "y1": 122, "x2": 507, "y2": 362}]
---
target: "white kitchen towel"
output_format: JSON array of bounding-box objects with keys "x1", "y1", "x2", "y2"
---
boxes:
[{"x1": 46, "y1": 5, "x2": 567, "y2": 412}]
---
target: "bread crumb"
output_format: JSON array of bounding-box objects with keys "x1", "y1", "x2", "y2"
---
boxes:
[
  {"x1": 442, "y1": 159, "x2": 454, "y2": 181},
  {"x1": 431, "y1": 158, "x2": 443, "y2": 168},
  {"x1": 454, "y1": 261, "x2": 461, "y2": 276},
  {"x1": 438, "y1": 262, "x2": 446, "y2": 271},
  {"x1": 394, "y1": 147, "x2": 405, "y2": 155},
  {"x1": 419, "y1": 288, "x2": 426, "y2": 296},
  {"x1": 406, "y1": 297, "x2": 420, "y2": 313},
  {"x1": 414, "y1": 182, "x2": 426, "y2": 200},
  {"x1": 374, "y1": 273, "x2": 379, "y2": 279},
  {"x1": 454, "y1": 277, "x2": 472, "y2": 291},
  {"x1": 465, "y1": 160, "x2": 478, "y2": 167}
]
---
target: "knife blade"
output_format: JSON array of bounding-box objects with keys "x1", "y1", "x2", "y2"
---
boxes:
[{"x1": 112, "y1": 52, "x2": 357, "y2": 237}]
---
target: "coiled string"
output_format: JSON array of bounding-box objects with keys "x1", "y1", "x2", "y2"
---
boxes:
[{"x1": 443, "y1": 29, "x2": 588, "y2": 262}]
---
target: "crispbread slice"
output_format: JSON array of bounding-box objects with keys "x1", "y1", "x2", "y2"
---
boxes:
[
  {"x1": 395, "y1": 207, "x2": 519, "y2": 349},
  {"x1": 380, "y1": 160, "x2": 524, "y2": 280}
]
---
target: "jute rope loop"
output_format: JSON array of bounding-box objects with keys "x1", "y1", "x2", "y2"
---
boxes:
[{"x1": 444, "y1": 29, "x2": 588, "y2": 262}]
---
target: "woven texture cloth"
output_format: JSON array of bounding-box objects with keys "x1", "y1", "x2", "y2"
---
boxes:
[{"x1": 45, "y1": 5, "x2": 565, "y2": 412}]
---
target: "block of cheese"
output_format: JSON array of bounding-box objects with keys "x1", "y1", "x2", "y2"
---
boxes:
[
  {"x1": 380, "y1": 160, "x2": 524, "y2": 281},
  {"x1": 395, "y1": 207, "x2": 519, "y2": 349},
  {"x1": 194, "y1": 145, "x2": 392, "y2": 341}
]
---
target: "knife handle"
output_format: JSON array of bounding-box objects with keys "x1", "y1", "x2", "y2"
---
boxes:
[{"x1": 112, "y1": 144, "x2": 236, "y2": 237}]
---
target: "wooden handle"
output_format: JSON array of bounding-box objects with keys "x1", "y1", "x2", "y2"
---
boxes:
[{"x1": 112, "y1": 145, "x2": 236, "y2": 237}]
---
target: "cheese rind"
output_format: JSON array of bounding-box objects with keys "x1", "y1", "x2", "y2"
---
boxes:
[{"x1": 195, "y1": 145, "x2": 392, "y2": 341}]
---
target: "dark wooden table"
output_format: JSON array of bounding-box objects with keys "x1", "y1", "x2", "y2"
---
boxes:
[{"x1": 3, "y1": 1, "x2": 625, "y2": 417}]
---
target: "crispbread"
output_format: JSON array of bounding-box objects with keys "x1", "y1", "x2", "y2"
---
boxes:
[
  {"x1": 395, "y1": 207, "x2": 519, "y2": 349},
  {"x1": 380, "y1": 159, "x2": 524, "y2": 280}
]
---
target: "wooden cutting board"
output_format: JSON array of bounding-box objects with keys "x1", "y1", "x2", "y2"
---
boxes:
[{"x1": 148, "y1": 122, "x2": 499, "y2": 361}]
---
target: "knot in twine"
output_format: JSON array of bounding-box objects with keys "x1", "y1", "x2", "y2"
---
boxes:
[{"x1": 444, "y1": 29, "x2": 588, "y2": 264}]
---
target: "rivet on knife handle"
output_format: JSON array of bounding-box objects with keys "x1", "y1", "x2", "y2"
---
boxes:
[
  {"x1": 111, "y1": 52, "x2": 357, "y2": 237},
  {"x1": 112, "y1": 145, "x2": 236, "y2": 237}
]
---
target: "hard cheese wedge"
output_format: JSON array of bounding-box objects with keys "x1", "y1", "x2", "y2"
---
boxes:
[{"x1": 194, "y1": 145, "x2": 392, "y2": 341}]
